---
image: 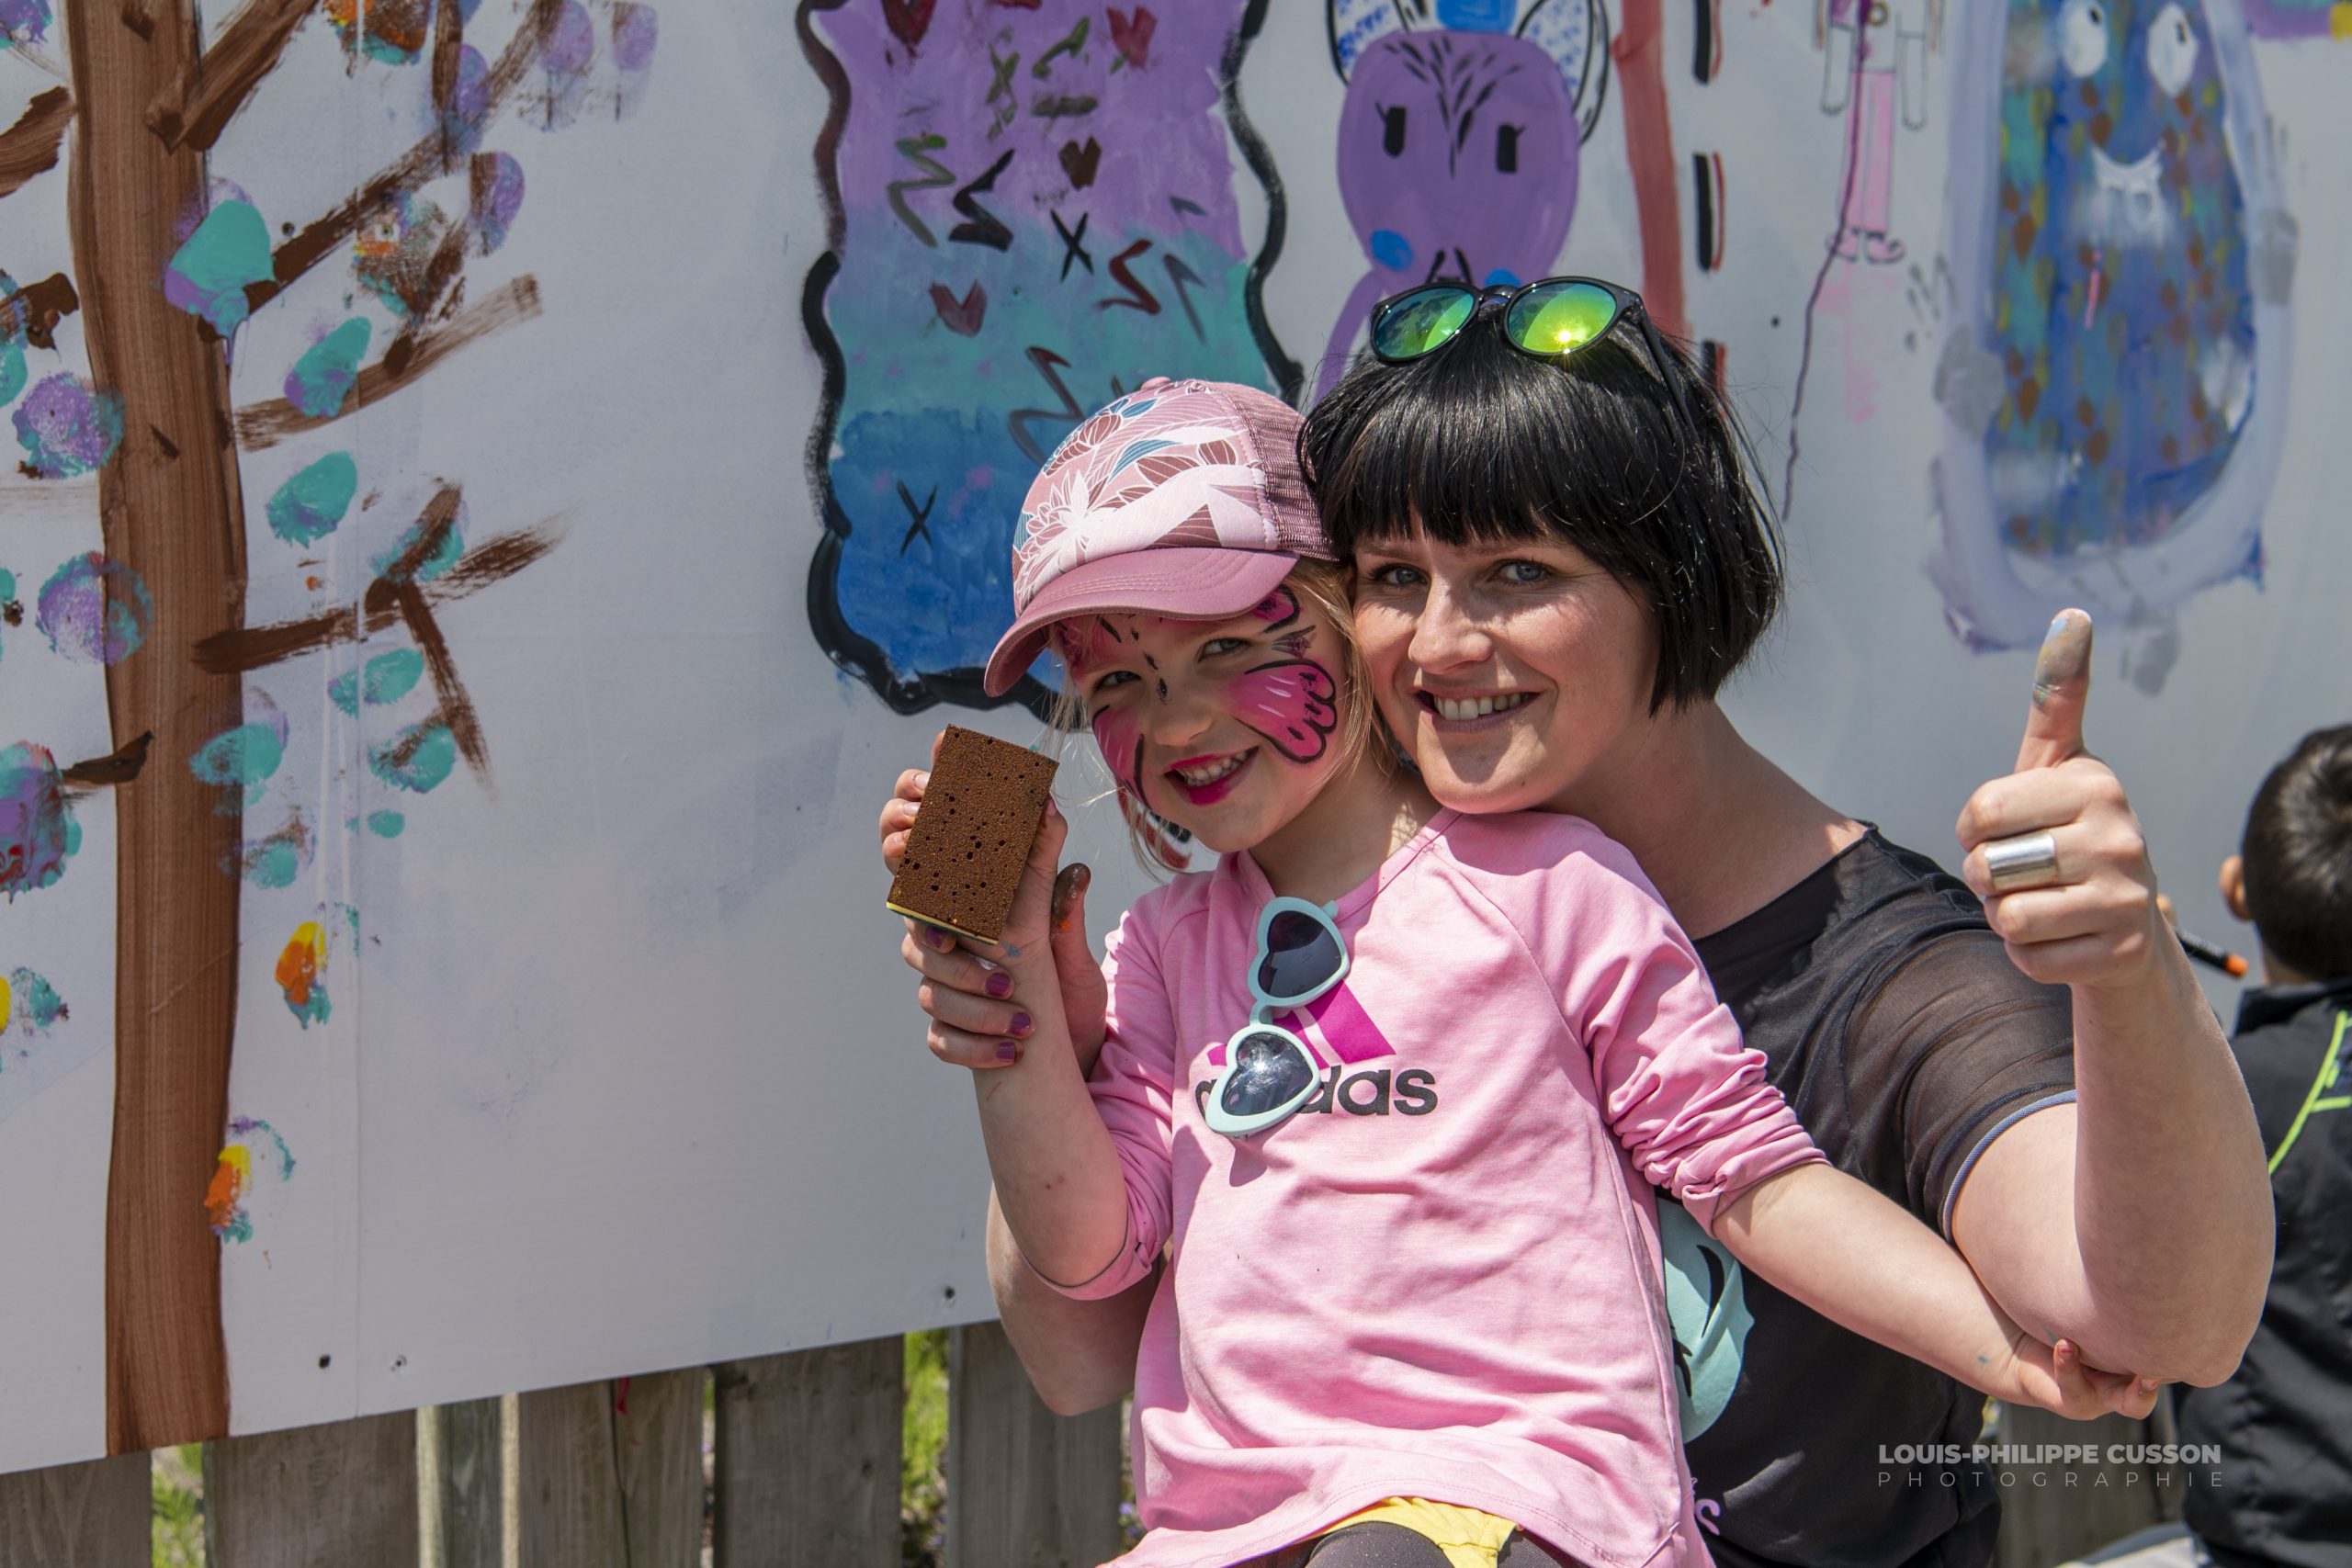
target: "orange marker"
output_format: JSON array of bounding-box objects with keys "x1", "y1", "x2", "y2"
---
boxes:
[{"x1": 2178, "y1": 929, "x2": 2250, "y2": 978}]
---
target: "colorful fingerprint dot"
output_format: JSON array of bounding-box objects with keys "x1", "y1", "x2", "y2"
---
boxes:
[
  {"x1": 164, "y1": 200, "x2": 275, "y2": 336},
  {"x1": 209, "y1": 1116, "x2": 295, "y2": 1241},
  {"x1": 441, "y1": 44, "x2": 491, "y2": 150},
  {"x1": 355, "y1": 196, "x2": 451, "y2": 318},
  {"x1": 285, "y1": 319, "x2": 371, "y2": 419},
  {"x1": 0, "y1": 273, "x2": 27, "y2": 409},
  {"x1": 36, "y1": 552, "x2": 152, "y2": 665},
  {"x1": 0, "y1": 741, "x2": 72, "y2": 897},
  {"x1": 206, "y1": 1145, "x2": 253, "y2": 1240},
  {"x1": 331, "y1": 648, "x2": 425, "y2": 716},
  {"x1": 469, "y1": 152, "x2": 526, "y2": 255},
  {"x1": 0, "y1": 0, "x2": 51, "y2": 46},
  {"x1": 266, "y1": 451, "x2": 358, "y2": 546},
  {"x1": 325, "y1": 0, "x2": 425, "y2": 62},
  {"x1": 611, "y1": 3, "x2": 656, "y2": 116},
  {"x1": 189, "y1": 720, "x2": 286, "y2": 809},
  {"x1": 369, "y1": 721, "x2": 458, "y2": 794},
  {"x1": 275, "y1": 921, "x2": 330, "y2": 1028},
  {"x1": 373, "y1": 502, "x2": 465, "y2": 584},
  {"x1": 231, "y1": 811, "x2": 312, "y2": 888},
  {"x1": 366, "y1": 809, "x2": 405, "y2": 838},
  {"x1": 14, "y1": 374, "x2": 124, "y2": 479},
  {"x1": 6, "y1": 965, "x2": 66, "y2": 1037}
]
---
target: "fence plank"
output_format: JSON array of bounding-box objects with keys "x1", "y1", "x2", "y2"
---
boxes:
[
  {"x1": 1992, "y1": 1407, "x2": 2166, "y2": 1568},
  {"x1": 517, "y1": 1369, "x2": 705, "y2": 1568},
  {"x1": 206, "y1": 1411, "x2": 419, "y2": 1568},
  {"x1": 0, "y1": 1454, "x2": 150, "y2": 1568},
  {"x1": 713, "y1": 1338, "x2": 902, "y2": 1567},
  {"x1": 944, "y1": 1322, "x2": 1123, "y2": 1568},
  {"x1": 436, "y1": 1398, "x2": 505, "y2": 1568}
]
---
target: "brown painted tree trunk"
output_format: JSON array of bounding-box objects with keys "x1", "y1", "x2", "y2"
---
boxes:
[{"x1": 62, "y1": 0, "x2": 247, "y2": 1452}]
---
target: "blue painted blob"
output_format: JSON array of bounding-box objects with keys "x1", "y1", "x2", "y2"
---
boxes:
[
  {"x1": 361, "y1": 648, "x2": 425, "y2": 704},
  {"x1": 0, "y1": 272, "x2": 25, "y2": 408},
  {"x1": 1370, "y1": 228, "x2": 1413, "y2": 273},
  {"x1": 6, "y1": 965, "x2": 66, "y2": 1033},
  {"x1": 330, "y1": 649, "x2": 426, "y2": 715},
  {"x1": 285, "y1": 320, "x2": 371, "y2": 419},
  {"x1": 189, "y1": 721, "x2": 286, "y2": 809},
  {"x1": 1483, "y1": 267, "x2": 1521, "y2": 288},
  {"x1": 164, "y1": 200, "x2": 275, "y2": 335},
  {"x1": 243, "y1": 838, "x2": 302, "y2": 888},
  {"x1": 366, "y1": 809, "x2": 405, "y2": 838},
  {"x1": 1436, "y1": 0, "x2": 1514, "y2": 28},
  {"x1": 373, "y1": 506, "x2": 464, "y2": 584},
  {"x1": 36, "y1": 552, "x2": 152, "y2": 665},
  {"x1": 370, "y1": 722, "x2": 458, "y2": 794},
  {"x1": 266, "y1": 452, "x2": 358, "y2": 545}
]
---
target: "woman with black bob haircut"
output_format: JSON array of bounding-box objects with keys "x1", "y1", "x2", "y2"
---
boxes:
[
  {"x1": 1274, "y1": 286, "x2": 2270, "y2": 1568},
  {"x1": 1299, "y1": 292, "x2": 1778, "y2": 714}
]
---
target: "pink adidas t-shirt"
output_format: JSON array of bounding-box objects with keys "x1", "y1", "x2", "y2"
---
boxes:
[{"x1": 1055, "y1": 808, "x2": 1826, "y2": 1568}]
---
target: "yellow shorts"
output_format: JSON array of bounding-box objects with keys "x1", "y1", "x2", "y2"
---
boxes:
[{"x1": 1320, "y1": 1498, "x2": 1521, "y2": 1568}]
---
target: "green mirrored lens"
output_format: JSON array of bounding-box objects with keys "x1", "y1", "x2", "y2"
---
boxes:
[
  {"x1": 1507, "y1": 282, "x2": 1619, "y2": 357},
  {"x1": 1374, "y1": 288, "x2": 1477, "y2": 360}
]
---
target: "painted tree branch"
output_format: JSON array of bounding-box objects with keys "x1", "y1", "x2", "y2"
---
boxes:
[
  {"x1": 0, "y1": 87, "x2": 74, "y2": 199},
  {"x1": 245, "y1": 0, "x2": 561, "y2": 312},
  {"x1": 145, "y1": 0, "x2": 317, "y2": 152},
  {"x1": 191, "y1": 521, "x2": 561, "y2": 677},
  {"x1": 0, "y1": 272, "x2": 80, "y2": 347},
  {"x1": 233, "y1": 274, "x2": 542, "y2": 449}
]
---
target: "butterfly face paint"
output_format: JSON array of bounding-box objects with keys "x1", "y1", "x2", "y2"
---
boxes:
[{"x1": 1063, "y1": 586, "x2": 1346, "y2": 834}]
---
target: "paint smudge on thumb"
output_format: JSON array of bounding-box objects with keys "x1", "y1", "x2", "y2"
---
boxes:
[
  {"x1": 1052, "y1": 861, "x2": 1090, "y2": 932},
  {"x1": 2031, "y1": 609, "x2": 2092, "y2": 710}
]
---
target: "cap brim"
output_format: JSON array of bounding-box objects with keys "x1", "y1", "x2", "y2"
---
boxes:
[{"x1": 982, "y1": 549, "x2": 1300, "y2": 697}]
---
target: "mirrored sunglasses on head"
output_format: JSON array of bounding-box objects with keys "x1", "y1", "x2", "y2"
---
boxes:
[
  {"x1": 1368, "y1": 274, "x2": 1695, "y2": 429},
  {"x1": 1204, "y1": 897, "x2": 1351, "y2": 1139}
]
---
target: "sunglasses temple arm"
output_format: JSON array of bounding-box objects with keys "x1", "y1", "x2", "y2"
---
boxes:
[{"x1": 1634, "y1": 307, "x2": 1699, "y2": 430}]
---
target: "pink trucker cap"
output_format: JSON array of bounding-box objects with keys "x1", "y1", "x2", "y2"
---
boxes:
[{"x1": 983, "y1": 377, "x2": 1331, "y2": 696}]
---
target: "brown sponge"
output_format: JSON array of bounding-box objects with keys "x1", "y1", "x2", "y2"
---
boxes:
[{"x1": 886, "y1": 726, "x2": 1059, "y2": 944}]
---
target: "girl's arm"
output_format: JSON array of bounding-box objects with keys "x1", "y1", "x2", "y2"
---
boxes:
[
  {"x1": 938, "y1": 802, "x2": 1134, "y2": 1291},
  {"x1": 1711, "y1": 1163, "x2": 2156, "y2": 1416}
]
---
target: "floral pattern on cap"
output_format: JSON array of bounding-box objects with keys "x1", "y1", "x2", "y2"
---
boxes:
[{"x1": 1013, "y1": 381, "x2": 1281, "y2": 607}]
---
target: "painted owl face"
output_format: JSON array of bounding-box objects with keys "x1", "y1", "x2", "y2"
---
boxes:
[
  {"x1": 1335, "y1": 31, "x2": 1578, "y2": 289},
  {"x1": 1986, "y1": 0, "x2": 2253, "y2": 558}
]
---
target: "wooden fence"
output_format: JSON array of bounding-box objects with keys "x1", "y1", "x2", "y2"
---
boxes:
[{"x1": 0, "y1": 1325, "x2": 2183, "y2": 1568}]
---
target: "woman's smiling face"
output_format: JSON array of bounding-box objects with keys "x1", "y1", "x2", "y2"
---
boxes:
[
  {"x1": 1351, "y1": 528, "x2": 1659, "y2": 817},
  {"x1": 1061, "y1": 583, "x2": 1349, "y2": 855}
]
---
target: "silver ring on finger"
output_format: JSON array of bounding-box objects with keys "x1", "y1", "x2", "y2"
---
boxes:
[{"x1": 1984, "y1": 830, "x2": 2061, "y2": 892}]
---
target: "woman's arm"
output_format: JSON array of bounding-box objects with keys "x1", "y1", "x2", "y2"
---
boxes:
[
  {"x1": 1951, "y1": 613, "x2": 2269, "y2": 1383},
  {"x1": 1712, "y1": 1163, "x2": 2156, "y2": 1416}
]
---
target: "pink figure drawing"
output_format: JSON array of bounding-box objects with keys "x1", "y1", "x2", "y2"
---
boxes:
[{"x1": 1819, "y1": 0, "x2": 1940, "y2": 265}]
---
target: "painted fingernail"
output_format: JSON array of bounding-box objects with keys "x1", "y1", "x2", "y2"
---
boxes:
[
  {"x1": 1010, "y1": 1012, "x2": 1034, "y2": 1037},
  {"x1": 926, "y1": 926, "x2": 953, "y2": 949},
  {"x1": 985, "y1": 970, "x2": 1012, "y2": 998},
  {"x1": 997, "y1": 1042, "x2": 1021, "y2": 1062}
]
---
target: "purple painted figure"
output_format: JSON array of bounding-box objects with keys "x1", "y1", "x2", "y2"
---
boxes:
[{"x1": 1317, "y1": 0, "x2": 1608, "y2": 398}]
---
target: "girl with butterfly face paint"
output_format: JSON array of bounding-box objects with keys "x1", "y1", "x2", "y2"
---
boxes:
[{"x1": 879, "y1": 379, "x2": 2154, "y2": 1568}]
